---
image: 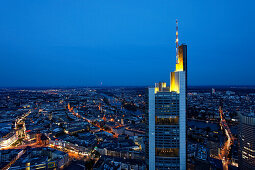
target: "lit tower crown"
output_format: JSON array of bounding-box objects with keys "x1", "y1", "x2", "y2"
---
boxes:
[{"x1": 171, "y1": 20, "x2": 187, "y2": 93}]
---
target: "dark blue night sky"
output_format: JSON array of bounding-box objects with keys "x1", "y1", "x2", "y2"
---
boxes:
[{"x1": 0, "y1": 0, "x2": 254, "y2": 87}]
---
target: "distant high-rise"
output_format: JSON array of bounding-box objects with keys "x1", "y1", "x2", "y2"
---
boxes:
[
  {"x1": 145, "y1": 20, "x2": 187, "y2": 170},
  {"x1": 238, "y1": 112, "x2": 255, "y2": 170}
]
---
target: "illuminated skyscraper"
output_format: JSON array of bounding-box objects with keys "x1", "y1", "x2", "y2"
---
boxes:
[
  {"x1": 145, "y1": 20, "x2": 187, "y2": 170},
  {"x1": 238, "y1": 112, "x2": 255, "y2": 170}
]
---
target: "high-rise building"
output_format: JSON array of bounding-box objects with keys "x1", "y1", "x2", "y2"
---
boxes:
[
  {"x1": 145, "y1": 20, "x2": 187, "y2": 170},
  {"x1": 238, "y1": 112, "x2": 255, "y2": 170}
]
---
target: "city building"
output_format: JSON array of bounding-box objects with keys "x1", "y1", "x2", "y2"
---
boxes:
[
  {"x1": 238, "y1": 112, "x2": 255, "y2": 170},
  {"x1": 0, "y1": 131, "x2": 18, "y2": 149},
  {"x1": 9, "y1": 147, "x2": 69, "y2": 170},
  {"x1": 145, "y1": 20, "x2": 187, "y2": 170}
]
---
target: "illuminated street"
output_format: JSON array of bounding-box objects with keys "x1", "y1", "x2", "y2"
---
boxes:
[{"x1": 219, "y1": 106, "x2": 234, "y2": 170}]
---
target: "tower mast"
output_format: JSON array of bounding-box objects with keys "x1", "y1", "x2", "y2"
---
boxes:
[{"x1": 176, "y1": 19, "x2": 179, "y2": 64}]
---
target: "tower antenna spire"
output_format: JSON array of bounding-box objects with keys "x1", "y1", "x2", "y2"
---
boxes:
[{"x1": 176, "y1": 19, "x2": 179, "y2": 64}]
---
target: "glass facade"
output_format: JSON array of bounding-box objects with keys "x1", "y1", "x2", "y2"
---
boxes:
[
  {"x1": 155, "y1": 92, "x2": 180, "y2": 169},
  {"x1": 238, "y1": 113, "x2": 255, "y2": 170}
]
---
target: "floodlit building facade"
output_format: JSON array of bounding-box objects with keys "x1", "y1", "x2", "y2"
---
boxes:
[{"x1": 145, "y1": 20, "x2": 187, "y2": 170}]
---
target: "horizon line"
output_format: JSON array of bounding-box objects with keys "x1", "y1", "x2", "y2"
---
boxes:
[{"x1": 1, "y1": 85, "x2": 255, "y2": 89}]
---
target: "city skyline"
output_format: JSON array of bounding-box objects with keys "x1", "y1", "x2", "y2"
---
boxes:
[
  {"x1": 1, "y1": 0, "x2": 255, "y2": 87},
  {"x1": 0, "y1": 1, "x2": 255, "y2": 169}
]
